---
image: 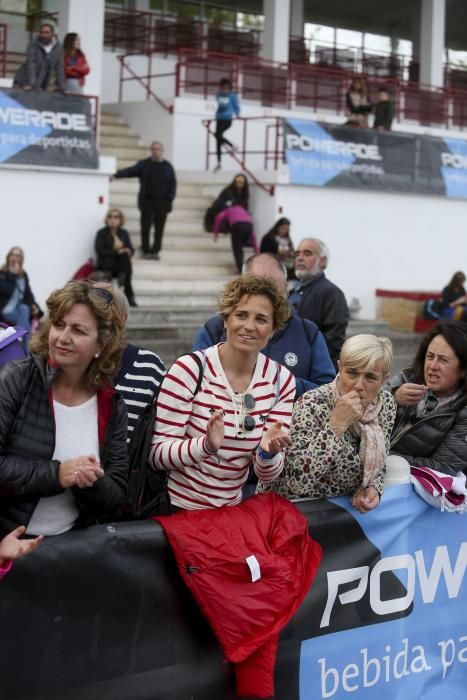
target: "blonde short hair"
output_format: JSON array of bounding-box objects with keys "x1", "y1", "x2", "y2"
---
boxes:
[
  {"x1": 105, "y1": 208, "x2": 125, "y2": 226},
  {"x1": 218, "y1": 274, "x2": 290, "y2": 331},
  {"x1": 30, "y1": 280, "x2": 126, "y2": 389},
  {"x1": 339, "y1": 334, "x2": 393, "y2": 376}
]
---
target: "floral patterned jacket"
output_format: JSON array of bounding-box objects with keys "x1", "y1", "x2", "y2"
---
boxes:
[{"x1": 258, "y1": 383, "x2": 396, "y2": 500}]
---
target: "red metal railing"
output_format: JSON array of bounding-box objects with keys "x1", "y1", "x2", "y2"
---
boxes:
[
  {"x1": 118, "y1": 54, "x2": 174, "y2": 113},
  {"x1": 104, "y1": 8, "x2": 259, "y2": 58},
  {"x1": 174, "y1": 49, "x2": 467, "y2": 130},
  {"x1": 289, "y1": 34, "x2": 414, "y2": 83},
  {"x1": 202, "y1": 117, "x2": 279, "y2": 196},
  {"x1": 0, "y1": 23, "x2": 6, "y2": 78}
]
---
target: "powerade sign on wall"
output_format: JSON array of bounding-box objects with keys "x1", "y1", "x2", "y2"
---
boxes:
[
  {"x1": 0, "y1": 88, "x2": 98, "y2": 168},
  {"x1": 283, "y1": 117, "x2": 467, "y2": 199}
]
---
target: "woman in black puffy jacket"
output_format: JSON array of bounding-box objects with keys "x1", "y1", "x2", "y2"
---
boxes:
[
  {"x1": 0, "y1": 280, "x2": 129, "y2": 538},
  {"x1": 387, "y1": 321, "x2": 467, "y2": 476}
]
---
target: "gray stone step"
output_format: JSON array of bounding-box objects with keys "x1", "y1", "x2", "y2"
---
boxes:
[
  {"x1": 101, "y1": 112, "x2": 126, "y2": 126},
  {"x1": 101, "y1": 147, "x2": 149, "y2": 161},
  {"x1": 100, "y1": 135, "x2": 143, "y2": 148},
  {"x1": 127, "y1": 305, "x2": 216, "y2": 326},
  {"x1": 133, "y1": 289, "x2": 219, "y2": 306},
  {"x1": 133, "y1": 272, "x2": 233, "y2": 289}
]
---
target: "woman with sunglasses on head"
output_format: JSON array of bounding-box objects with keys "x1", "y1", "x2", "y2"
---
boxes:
[
  {"x1": 0, "y1": 280, "x2": 129, "y2": 538},
  {"x1": 150, "y1": 275, "x2": 295, "y2": 510}
]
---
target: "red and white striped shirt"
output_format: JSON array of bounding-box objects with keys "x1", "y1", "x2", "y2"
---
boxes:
[{"x1": 150, "y1": 345, "x2": 296, "y2": 510}]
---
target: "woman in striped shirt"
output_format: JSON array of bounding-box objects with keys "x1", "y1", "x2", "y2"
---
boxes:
[{"x1": 150, "y1": 275, "x2": 296, "y2": 510}]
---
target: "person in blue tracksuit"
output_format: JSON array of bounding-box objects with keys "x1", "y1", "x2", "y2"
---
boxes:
[
  {"x1": 213, "y1": 78, "x2": 240, "y2": 171},
  {"x1": 192, "y1": 253, "x2": 335, "y2": 399}
]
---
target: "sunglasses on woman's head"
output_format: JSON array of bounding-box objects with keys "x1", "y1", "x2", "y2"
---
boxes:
[{"x1": 89, "y1": 287, "x2": 114, "y2": 306}]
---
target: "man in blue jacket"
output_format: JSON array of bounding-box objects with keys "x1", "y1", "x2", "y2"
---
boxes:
[
  {"x1": 114, "y1": 141, "x2": 176, "y2": 260},
  {"x1": 192, "y1": 253, "x2": 335, "y2": 399}
]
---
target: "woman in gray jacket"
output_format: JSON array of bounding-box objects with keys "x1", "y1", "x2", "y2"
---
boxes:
[{"x1": 387, "y1": 321, "x2": 467, "y2": 476}]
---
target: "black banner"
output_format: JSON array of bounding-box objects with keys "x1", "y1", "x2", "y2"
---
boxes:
[
  {"x1": 0, "y1": 499, "x2": 412, "y2": 700},
  {"x1": 283, "y1": 117, "x2": 467, "y2": 199},
  {"x1": 0, "y1": 88, "x2": 98, "y2": 169}
]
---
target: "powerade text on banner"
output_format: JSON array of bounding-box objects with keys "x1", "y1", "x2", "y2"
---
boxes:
[
  {"x1": 0, "y1": 88, "x2": 98, "y2": 169},
  {"x1": 283, "y1": 117, "x2": 467, "y2": 199}
]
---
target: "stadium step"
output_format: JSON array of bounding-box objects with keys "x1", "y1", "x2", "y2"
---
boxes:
[{"x1": 100, "y1": 108, "x2": 235, "y2": 358}]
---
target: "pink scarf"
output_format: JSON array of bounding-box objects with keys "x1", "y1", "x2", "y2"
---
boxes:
[{"x1": 331, "y1": 376, "x2": 386, "y2": 488}]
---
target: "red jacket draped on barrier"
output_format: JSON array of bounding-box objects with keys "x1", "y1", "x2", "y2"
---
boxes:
[{"x1": 155, "y1": 493, "x2": 322, "y2": 697}]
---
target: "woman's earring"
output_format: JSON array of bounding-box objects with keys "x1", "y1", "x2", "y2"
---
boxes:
[{"x1": 94, "y1": 353, "x2": 100, "y2": 358}]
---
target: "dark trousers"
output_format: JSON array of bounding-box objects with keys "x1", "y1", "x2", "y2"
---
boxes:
[
  {"x1": 140, "y1": 198, "x2": 169, "y2": 254},
  {"x1": 99, "y1": 254, "x2": 135, "y2": 301},
  {"x1": 231, "y1": 222, "x2": 252, "y2": 272},
  {"x1": 215, "y1": 119, "x2": 232, "y2": 163}
]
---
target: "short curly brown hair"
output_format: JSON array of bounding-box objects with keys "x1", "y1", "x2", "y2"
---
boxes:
[
  {"x1": 218, "y1": 274, "x2": 290, "y2": 331},
  {"x1": 30, "y1": 280, "x2": 126, "y2": 389}
]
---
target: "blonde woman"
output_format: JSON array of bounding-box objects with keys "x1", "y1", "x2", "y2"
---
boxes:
[
  {"x1": 0, "y1": 246, "x2": 42, "y2": 352},
  {"x1": 94, "y1": 209, "x2": 136, "y2": 307},
  {"x1": 0, "y1": 280, "x2": 128, "y2": 538},
  {"x1": 260, "y1": 335, "x2": 396, "y2": 514}
]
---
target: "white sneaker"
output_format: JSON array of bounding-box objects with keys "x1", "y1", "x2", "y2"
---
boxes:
[{"x1": 213, "y1": 163, "x2": 221, "y2": 172}]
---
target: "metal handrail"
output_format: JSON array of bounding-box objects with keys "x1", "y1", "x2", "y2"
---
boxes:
[
  {"x1": 202, "y1": 117, "x2": 279, "y2": 196},
  {"x1": 117, "y1": 54, "x2": 174, "y2": 113}
]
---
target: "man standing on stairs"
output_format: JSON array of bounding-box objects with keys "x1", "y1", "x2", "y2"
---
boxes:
[{"x1": 114, "y1": 141, "x2": 176, "y2": 261}]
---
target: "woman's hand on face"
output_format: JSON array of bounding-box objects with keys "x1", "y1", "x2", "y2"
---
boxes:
[
  {"x1": 0, "y1": 526, "x2": 43, "y2": 563},
  {"x1": 352, "y1": 486, "x2": 380, "y2": 514},
  {"x1": 329, "y1": 390, "x2": 363, "y2": 436},
  {"x1": 206, "y1": 410, "x2": 224, "y2": 454},
  {"x1": 59, "y1": 455, "x2": 104, "y2": 489},
  {"x1": 259, "y1": 421, "x2": 292, "y2": 455},
  {"x1": 394, "y1": 383, "x2": 426, "y2": 407}
]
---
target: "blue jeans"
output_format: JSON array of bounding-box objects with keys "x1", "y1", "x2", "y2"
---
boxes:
[{"x1": 2, "y1": 304, "x2": 30, "y2": 353}]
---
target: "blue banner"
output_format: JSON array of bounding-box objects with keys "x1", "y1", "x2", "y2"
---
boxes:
[
  {"x1": 283, "y1": 117, "x2": 467, "y2": 200},
  {"x1": 0, "y1": 88, "x2": 98, "y2": 168},
  {"x1": 299, "y1": 485, "x2": 467, "y2": 700}
]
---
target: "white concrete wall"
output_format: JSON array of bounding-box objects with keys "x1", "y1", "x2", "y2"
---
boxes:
[
  {"x1": 0, "y1": 157, "x2": 114, "y2": 310},
  {"x1": 103, "y1": 99, "x2": 174, "y2": 155},
  {"x1": 278, "y1": 184, "x2": 467, "y2": 319},
  {"x1": 101, "y1": 51, "x2": 177, "y2": 105}
]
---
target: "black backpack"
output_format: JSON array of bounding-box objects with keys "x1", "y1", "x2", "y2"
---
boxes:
[{"x1": 127, "y1": 352, "x2": 205, "y2": 518}]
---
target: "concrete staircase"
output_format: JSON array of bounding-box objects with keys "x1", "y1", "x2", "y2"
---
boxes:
[
  {"x1": 100, "y1": 111, "x2": 237, "y2": 365},
  {"x1": 100, "y1": 110, "x2": 420, "y2": 370}
]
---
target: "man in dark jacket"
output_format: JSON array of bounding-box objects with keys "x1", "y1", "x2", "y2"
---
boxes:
[
  {"x1": 289, "y1": 238, "x2": 349, "y2": 367},
  {"x1": 192, "y1": 253, "x2": 335, "y2": 399},
  {"x1": 114, "y1": 141, "x2": 177, "y2": 260},
  {"x1": 14, "y1": 23, "x2": 65, "y2": 92}
]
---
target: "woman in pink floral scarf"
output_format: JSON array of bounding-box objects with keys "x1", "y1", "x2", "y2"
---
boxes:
[{"x1": 258, "y1": 335, "x2": 396, "y2": 513}]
